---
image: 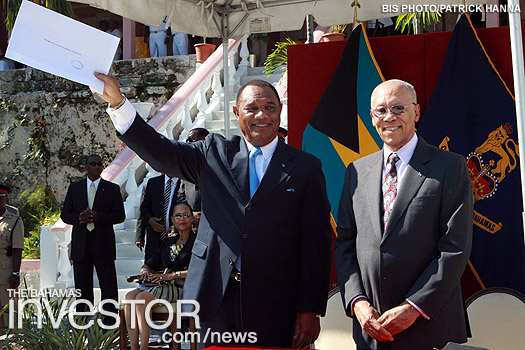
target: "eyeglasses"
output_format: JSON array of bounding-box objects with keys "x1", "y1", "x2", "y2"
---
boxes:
[
  {"x1": 173, "y1": 212, "x2": 192, "y2": 219},
  {"x1": 371, "y1": 103, "x2": 416, "y2": 119},
  {"x1": 89, "y1": 162, "x2": 103, "y2": 166}
]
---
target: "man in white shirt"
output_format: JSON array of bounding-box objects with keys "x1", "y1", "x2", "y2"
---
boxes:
[{"x1": 334, "y1": 79, "x2": 473, "y2": 349}]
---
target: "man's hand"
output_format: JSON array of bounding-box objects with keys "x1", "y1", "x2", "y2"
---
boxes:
[
  {"x1": 136, "y1": 241, "x2": 144, "y2": 251},
  {"x1": 377, "y1": 301, "x2": 420, "y2": 336},
  {"x1": 93, "y1": 72, "x2": 124, "y2": 107},
  {"x1": 148, "y1": 217, "x2": 165, "y2": 232},
  {"x1": 293, "y1": 312, "x2": 320, "y2": 349},
  {"x1": 354, "y1": 299, "x2": 394, "y2": 342},
  {"x1": 79, "y1": 209, "x2": 91, "y2": 224},
  {"x1": 9, "y1": 274, "x2": 20, "y2": 289},
  {"x1": 88, "y1": 210, "x2": 97, "y2": 223}
]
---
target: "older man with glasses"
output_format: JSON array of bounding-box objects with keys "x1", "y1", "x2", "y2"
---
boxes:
[{"x1": 334, "y1": 79, "x2": 473, "y2": 350}]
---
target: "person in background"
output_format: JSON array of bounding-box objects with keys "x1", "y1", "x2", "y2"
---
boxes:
[
  {"x1": 334, "y1": 79, "x2": 473, "y2": 350},
  {"x1": 176, "y1": 127, "x2": 210, "y2": 228},
  {"x1": 136, "y1": 174, "x2": 180, "y2": 261},
  {"x1": 0, "y1": 185, "x2": 19, "y2": 216},
  {"x1": 108, "y1": 19, "x2": 123, "y2": 61},
  {"x1": 0, "y1": 185, "x2": 23, "y2": 328},
  {"x1": 125, "y1": 202, "x2": 196, "y2": 350},
  {"x1": 144, "y1": 17, "x2": 168, "y2": 58},
  {"x1": 61, "y1": 154, "x2": 125, "y2": 325}
]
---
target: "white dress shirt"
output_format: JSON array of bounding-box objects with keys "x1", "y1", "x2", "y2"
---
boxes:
[{"x1": 245, "y1": 136, "x2": 278, "y2": 183}]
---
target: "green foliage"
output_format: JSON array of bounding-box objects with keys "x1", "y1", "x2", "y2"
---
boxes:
[
  {"x1": 395, "y1": 11, "x2": 442, "y2": 34},
  {"x1": 263, "y1": 38, "x2": 297, "y2": 78},
  {"x1": 18, "y1": 186, "x2": 59, "y2": 233},
  {"x1": 2, "y1": 0, "x2": 74, "y2": 35},
  {"x1": 18, "y1": 187, "x2": 60, "y2": 259},
  {"x1": 23, "y1": 213, "x2": 59, "y2": 259},
  {"x1": 1, "y1": 296, "x2": 120, "y2": 349}
]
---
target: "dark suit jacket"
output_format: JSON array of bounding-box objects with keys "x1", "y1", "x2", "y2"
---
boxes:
[
  {"x1": 121, "y1": 116, "x2": 332, "y2": 346},
  {"x1": 61, "y1": 178, "x2": 125, "y2": 262},
  {"x1": 334, "y1": 137, "x2": 473, "y2": 350},
  {"x1": 136, "y1": 174, "x2": 180, "y2": 261}
]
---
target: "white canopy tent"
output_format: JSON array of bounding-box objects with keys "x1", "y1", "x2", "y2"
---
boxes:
[{"x1": 70, "y1": 0, "x2": 525, "y2": 242}]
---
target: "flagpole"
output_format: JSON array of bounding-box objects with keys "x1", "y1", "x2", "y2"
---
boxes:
[{"x1": 507, "y1": 0, "x2": 525, "y2": 239}]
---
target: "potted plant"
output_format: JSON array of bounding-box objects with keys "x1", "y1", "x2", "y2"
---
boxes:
[
  {"x1": 321, "y1": 24, "x2": 348, "y2": 42},
  {"x1": 194, "y1": 37, "x2": 217, "y2": 64}
]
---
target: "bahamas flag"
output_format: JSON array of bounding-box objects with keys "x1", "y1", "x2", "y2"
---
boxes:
[
  {"x1": 419, "y1": 15, "x2": 525, "y2": 294},
  {"x1": 302, "y1": 24, "x2": 383, "y2": 225}
]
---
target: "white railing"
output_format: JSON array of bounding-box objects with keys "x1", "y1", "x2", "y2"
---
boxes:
[{"x1": 42, "y1": 35, "x2": 249, "y2": 291}]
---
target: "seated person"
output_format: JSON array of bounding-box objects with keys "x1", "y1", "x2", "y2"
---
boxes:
[{"x1": 124, "y1": 202, "x2": 196, "y2": 350}]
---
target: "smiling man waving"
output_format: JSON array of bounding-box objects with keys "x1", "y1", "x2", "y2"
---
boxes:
[{"x1": 95, "y1": 73, "x2": 332, "y2": 349}]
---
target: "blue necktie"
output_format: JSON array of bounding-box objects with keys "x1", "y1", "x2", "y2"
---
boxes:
[{"x1": 249, "y1": 147, "x2": 262, "y2": 198}]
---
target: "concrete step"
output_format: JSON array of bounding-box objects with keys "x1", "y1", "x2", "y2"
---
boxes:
[
  {"x1": 115, "y1": 229, "x2": 137, "y2": 244},
  {"x1": 205, "y1": 118, "x2": 240, "y2": 130},
  {"x1": 116, "y1": 257, "x2": 144, "y2": 275},
  {"x1": 116, "y1": 243, "x2": 144, "y2": 258},
  {"x1": 125, "y1": 218, "x2": 138, "y2": 230},
  {"x1": 247, "y1": 66, "x2": 269, "y2": 76}
]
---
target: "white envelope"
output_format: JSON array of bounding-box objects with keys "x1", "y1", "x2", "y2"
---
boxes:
[{"x1": 6, "y1": 0, "x2": 119, "y2": 94}]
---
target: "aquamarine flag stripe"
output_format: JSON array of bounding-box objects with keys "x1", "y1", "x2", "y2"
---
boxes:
[
  {"x1": 357, "y1": 30, "x2": 383, "y2": 147},
  {"x1": 303, "y1": 124, "x2": 347, "y2": 220}
]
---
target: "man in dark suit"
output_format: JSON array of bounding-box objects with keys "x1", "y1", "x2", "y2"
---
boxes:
[
  {"x1": 177, "y1": 127, "x2": 210, "y2": 228},
  {"x1": 61, "y1": 154, "x2": 125, "y2": 323},
  {"x1": 334, "y1": 79, "x2": 473, "y2": 350},
  {"x1": 136, "y1": 174, "x2": 179, "y2": 261},
  {"x1": 95, "y1": 72, "x2": 332, "y2": 348}
]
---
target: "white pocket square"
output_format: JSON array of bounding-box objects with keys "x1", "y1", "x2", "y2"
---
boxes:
[{"x1": 286, "y1": 188, "x2": 295, "y2": 192}]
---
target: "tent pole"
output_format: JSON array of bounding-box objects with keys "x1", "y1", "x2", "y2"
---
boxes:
[
  {"x1": 507, "y1": 0, "x2": 525, "y2": 238},
  {"x1": 223, "y1": 37, "x2": 230, "y2": 138}
]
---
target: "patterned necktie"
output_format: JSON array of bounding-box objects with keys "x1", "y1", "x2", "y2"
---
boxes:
[
  {"x1": 382, "y1": 153, "x2": 400, "y2": 229},
  {"x1": 160, "y1": 178, "x2": 172, "y2": 242},
  {"x1": 249, "y1": 147, "x2": 262, "y2": 198},
  {"x1": 87, "y1": 182, "x2": 95, "y2": 231}
]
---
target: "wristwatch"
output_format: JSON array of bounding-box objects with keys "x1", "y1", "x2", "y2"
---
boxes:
[{"x1": 175, "y1": 271, "x2": 181, "y2": 278}]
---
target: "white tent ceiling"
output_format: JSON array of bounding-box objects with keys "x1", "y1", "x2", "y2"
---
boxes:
[{"x1": 70, "y1": 0, "x2": 486, "y2": 38}]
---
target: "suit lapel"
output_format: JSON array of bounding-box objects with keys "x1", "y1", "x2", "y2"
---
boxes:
[
  {"x1": 250, "y1": 141, "x2": 295, "y2": 204},
  {"x1": 222, "y1": 138, "x2": 250, "y2": 203},
  {"x1": 93, "y1": 178, "x2": 106, "y2": 209},
  {"x1": 383, "y1": 138, "x2": 430, "y2": 241},
  {"x1": 365, "y1": 152, "x2": 384, "y2": 241}
]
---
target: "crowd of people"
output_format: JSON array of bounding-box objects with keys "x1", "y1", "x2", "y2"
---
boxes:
[{"x1": 1, "y1": 74, "x2": 473, "y2": 350}]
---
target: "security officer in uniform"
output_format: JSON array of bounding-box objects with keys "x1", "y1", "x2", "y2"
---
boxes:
[
  {"x1": 0, "y1": 185, "x2": 24, "y2": 328},
  {"x1": 0, "y1": 185, "x2": 19, "y2": 215}
]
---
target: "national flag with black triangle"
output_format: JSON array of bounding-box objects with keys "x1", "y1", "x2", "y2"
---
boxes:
[
  {"x1": 418, "y1": 14, "x2": 525, "y2": 294},
  {"x1": 302, "y1": 24, "x2": 384, "y2": 226}
]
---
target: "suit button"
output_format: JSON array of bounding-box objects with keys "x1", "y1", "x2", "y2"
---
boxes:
[
  {"x1": 380, "y1": 247, "x2": 387, "y2": 253},
  {"x1": 229, "y1": 258, "x2": 234, "y2": 266},
  {"x1": 246, "y1": 205, "x2": 252, "y2": 211},
  {"x1": 242, "y1": 234, "x2": 248, "y2": 239}
]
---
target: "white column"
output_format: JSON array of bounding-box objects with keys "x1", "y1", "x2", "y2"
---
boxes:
[
  {"x1": 236, "y1": 36, "x2": 250, "y2": 78},
  {"x1": 54, "y1": 227, "x2": 73, "y2": 288}
]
